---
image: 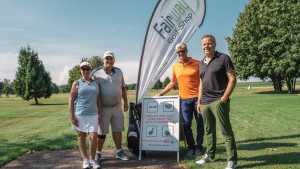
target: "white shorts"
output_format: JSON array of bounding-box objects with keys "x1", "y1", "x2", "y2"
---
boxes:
[{"x1": 71, "y1": 113, "x2": 98, "y2": 133}]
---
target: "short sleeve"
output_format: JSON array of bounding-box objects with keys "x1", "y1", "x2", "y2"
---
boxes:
[
  {"x1": 224, "y1": 55, "x2": 235, "y2": 72},
  {"x1": 121, "y1": 71, "x2": 126, "y2": 88}
]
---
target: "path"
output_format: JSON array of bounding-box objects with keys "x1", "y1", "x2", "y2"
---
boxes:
[{"x1": 1, "y1": 149, "x2": 185, "y2": 169}]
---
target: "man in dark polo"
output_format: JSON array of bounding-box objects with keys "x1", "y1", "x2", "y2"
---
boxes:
[
  {"x1": 195, "y1": 35, "x2": 237, "y2": 169},
  {"x1": 90, "y1": 51, "x2": 130, "y2": 163}
]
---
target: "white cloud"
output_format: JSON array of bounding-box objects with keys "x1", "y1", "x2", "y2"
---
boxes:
[
  {"x1": 0, "y1": 51, "x2": 18, "y2": 81},
  {"x1": 38, "y1": 53, "x2": 79, "y2": 86},
  {"x1": 114, "y1": 61, "x2": 139, "y2": 84},
  {"x1": 56, "y1": 65, "x2": 71, "y2": 85},
  {"x1": 114, "y1": 60, "x2": 173, "y2": 85}
]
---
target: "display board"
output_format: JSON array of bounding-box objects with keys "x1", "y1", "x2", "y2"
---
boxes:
[{"x1": 139, "y1": 95, "x2": 180, "y2": 161}]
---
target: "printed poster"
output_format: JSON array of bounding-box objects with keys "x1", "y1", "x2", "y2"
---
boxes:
[{"x1": 140, "y1": 96, "x2": 180, "y2": 151}]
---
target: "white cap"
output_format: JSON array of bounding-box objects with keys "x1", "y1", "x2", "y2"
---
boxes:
[
  {"x1": 80, "y1": 61, "x2": 91, "y2": 68},
  {"x1": 104, "y1": 51, "x2": 114, "y2": 59}
]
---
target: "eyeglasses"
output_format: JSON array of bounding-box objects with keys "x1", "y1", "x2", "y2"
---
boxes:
[
  {"x1": 81, "y1": 68, "x2": 91, "y2": 71},
  {"x1": 176, "y1": 50, "x2": 186, "y2": 54}
]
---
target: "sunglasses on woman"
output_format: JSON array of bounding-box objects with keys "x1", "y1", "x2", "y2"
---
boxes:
[{"x1": 81, "y1": 68, "x2": 91, "y2": 71}]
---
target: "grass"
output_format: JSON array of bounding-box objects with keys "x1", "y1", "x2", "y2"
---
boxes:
[
  {"x1": 0, "y1": 82, "x2": 300, "y2": 168},
  {"x1": 181, "y1": 83, "x2": 300, "y2": 169},
  {"x1": 235, "y1": 81, "x2": 274, "y2": 88},
  {"x1": 0, "y1": 95, "x2": 76, "y2": 165}
]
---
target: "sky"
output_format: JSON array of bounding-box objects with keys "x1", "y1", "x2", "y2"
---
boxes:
[{"x1": 0, "y1": 0, "x2": 250, "y2": 85}]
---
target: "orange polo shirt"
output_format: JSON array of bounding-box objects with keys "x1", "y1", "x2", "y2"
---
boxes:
[{"x1": 172, "y1": 57, "x2": 200, "y2": 99}]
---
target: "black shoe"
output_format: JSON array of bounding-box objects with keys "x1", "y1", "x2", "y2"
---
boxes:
[
  {"x1": 195, "y1": 149, "x2": 202, "y2": 157},
  {"x1": 186, "y1": 149, "x2": 194, "y2": 157},
  {"x1": 96, "y1": 153, "x2": 101, "y2": 164}
]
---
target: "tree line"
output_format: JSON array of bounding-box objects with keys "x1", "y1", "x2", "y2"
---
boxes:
[
  {"x1": 0, "y1": 78, "x2": 14, "y2": 97},
  {"x1": 0, "y1": 79, "x2": 71, "y2": 98}
]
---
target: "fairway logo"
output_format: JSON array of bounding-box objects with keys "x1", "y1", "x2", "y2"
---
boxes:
[
  {"x1": 153, "y1": 0, "x2": 199, "y2": 44},
  {"x1": 136, "y1": 0, "x2": 205, "y2": 103},
  {"x1": 160, "y1": 0, "x2": 200, "y2": 13}
]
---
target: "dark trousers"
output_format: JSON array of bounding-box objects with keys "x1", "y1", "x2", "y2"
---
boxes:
[{"x1": 180, "y1": 97, "x2": 204, "y2": 150}]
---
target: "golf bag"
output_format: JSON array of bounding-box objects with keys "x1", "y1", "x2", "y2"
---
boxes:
[{"x1": 127, "y1": 102, "x2": 142, "y2": 156}]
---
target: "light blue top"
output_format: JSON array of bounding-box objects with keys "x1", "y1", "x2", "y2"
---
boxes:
[{"x1": 74, "y1": 78, "x2": 99, "y2": 116}]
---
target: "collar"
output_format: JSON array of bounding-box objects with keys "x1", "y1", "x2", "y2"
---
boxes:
[
  {"x1": 204, "y1": 51, "x2": 220, "y2": 64},
  {"x1": 179, "y1": 57, "x2": 194, "y2": 64},
  {"x1": 102, "y1": 66, "x2": 116, "y2": 74},
  {"x1": 80, "y1": 77, "x2": 94, "y2": 82}
]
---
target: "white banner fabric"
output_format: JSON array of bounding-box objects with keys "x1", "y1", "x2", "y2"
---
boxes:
[{"x1": 136, "y1": 0, "x2": 206, "y2": 103}]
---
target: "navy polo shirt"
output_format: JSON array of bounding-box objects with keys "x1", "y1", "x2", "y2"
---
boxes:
[{"x1": 199, "y1": 51, "x2": 235, "y2": 105}]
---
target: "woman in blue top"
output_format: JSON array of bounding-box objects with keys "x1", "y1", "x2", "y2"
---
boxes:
[{"x1": 69, "y1": 62, "x2": 102, "y2": 169}]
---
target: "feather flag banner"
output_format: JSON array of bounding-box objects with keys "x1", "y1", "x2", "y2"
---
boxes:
[{"x1": 136, "y1": 0, "x2": 206, "y2": 103}]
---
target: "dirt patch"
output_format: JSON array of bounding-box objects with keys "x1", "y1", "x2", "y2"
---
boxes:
[{"x1": 1, "y1": 149, "x2": 184, "y2": 169}]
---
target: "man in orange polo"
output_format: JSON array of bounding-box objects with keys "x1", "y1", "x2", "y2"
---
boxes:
[{"x1": 156, "y1": 42, "x2": 204, "y2": 157}]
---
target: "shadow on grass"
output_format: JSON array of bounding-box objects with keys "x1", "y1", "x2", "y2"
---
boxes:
[
  {"x1": 237, "y1": 134, "x2": 300, "y2": 144},
  {"x1": 238, "y1": 152, "x2": 300, "y2": 168},
  {"x1": 254, "y1": 89, "x2": 300, "y2": 94},
  {"x1": 238, "y1": 142, "x2": 297, "y2": 151},
  {"x1": 236, "y1": 134, "x2": 300, "y2": 168}
]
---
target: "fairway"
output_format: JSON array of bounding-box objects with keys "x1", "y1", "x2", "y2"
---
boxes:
[{"x1": 0, "y1": 82, "x2": 299, "y2": 168}]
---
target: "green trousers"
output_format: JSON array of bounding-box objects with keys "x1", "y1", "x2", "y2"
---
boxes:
[{"x1": 202, "y1": 99, "x2": 237, "y2": 163}]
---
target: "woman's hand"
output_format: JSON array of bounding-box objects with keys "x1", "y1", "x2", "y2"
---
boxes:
[{"x1": 71, "y1": 116, "x2": 79, "y2": 126}]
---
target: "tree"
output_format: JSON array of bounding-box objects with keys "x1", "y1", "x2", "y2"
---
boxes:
[
  {"x1": 87, "y1": 56, "x2": 103, "y2": 70},
  {"x1": 173, "y1": 83, "x2": 178, "y2": 90},
  {"x1": 59, "y1": 84, "x2": 71, "y2": 93},
  {"x1": 162, "y1": 77, "x2": 171, "y2": 88},
  {"x1": 68, "y1": 56, "x2": 103, "y2": 88},
  {"x1": 226, "y1": 0, "x2": 300, "y2": 93},
  {"x1": 0, "y1": 80, "x2": 3, "y2": 97},
  {"x1": 154, "y1": 79, "x2": 162, "y2": 91},
  {"x1": 68, "y1": 65, "x2": 81, "y2": 89},
  {"x1": 13, "y1": 45, "x2": 52, "y2": 104},
  {"x1": 2, "y1": 78, "x2": 12, "y2": 97},
  {"x1": 126, "y1": 83, "x2": 136, "y2": 90},
  {"x1": 52, "y1": 83, "x2": 59, "y2": 94}
]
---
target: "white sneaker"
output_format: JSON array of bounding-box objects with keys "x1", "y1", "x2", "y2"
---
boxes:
[
  {"x1": 82, "y1": 159, "x2": 90, "y2": 169},
  {"x1": 196, "y1": 154, "x2": 215, "y2": 165},
  {"x1": 225, "y1": 161, "x2": 236, "y2": 169},
  {"x1": 90, "y1": 159, "x2": 100, "y2": 169},
  {"x1": 90, "y1": 159, "x2": 100, "y2": 168}
]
